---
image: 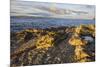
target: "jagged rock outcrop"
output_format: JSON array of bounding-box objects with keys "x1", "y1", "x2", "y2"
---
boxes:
[{"x1": 11, "y1": 24, "x2": 95, "y2": 66}]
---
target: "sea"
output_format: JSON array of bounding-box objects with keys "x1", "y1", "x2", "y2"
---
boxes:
[{"x1": 11, "y1": 16, "x2": 95, "y2": 32}]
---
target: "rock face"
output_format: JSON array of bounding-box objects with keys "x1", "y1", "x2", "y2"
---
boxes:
[
  {"x1": 68, "y1": 24, "x2": 95, "y2": 62},
  {"x1": 10, "y1": 24, "x2": 95, "y2": 66}
]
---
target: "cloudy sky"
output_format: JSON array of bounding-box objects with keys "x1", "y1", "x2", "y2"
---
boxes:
[{"x1": 11, "y1": 0, "x2": 95, "y2": 19}]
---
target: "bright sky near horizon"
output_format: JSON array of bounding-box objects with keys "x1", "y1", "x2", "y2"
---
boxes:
[
  {"x1": 11, "y1": 0, "x2": 95, "y2": 19},
  {"x1": 21, "y1": 0, "x2": 95, "y2": 5}
]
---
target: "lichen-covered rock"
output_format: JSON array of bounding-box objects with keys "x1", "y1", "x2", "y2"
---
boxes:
[
  {"x1": 11, "y1": 24, "x2": 95, "y2": 66},
  {"x1": 68, "y1": 36, "x2": 87, "y2": 46},
  {"x1": 35, "y1": 34, "x2": 54, "y2": 49}
]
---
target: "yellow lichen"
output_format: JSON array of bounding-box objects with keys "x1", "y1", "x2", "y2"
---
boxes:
[
  {"x1": 25, "y1": 29, "x2": 39, "y2": 33},
  {"x1": 68, "y1": 35, "x2": 89, "y2": 61},
  {"x1": 74, "y1": 24, "x2": 95, "y2": 37},
  {"x1": 35, "y1": 34, "x2": 54, "y2": 49},
  {"x1": 68, "y1": 24, "x2": 94, "y2": 62},
  {"x1": 68, "y1": 36, "x2": 87, "y2": 46},
  {"x1": 74, "y1": 46, "x2": 90, "y2": 60},
  {"x1": 88, "y1": 24, "x2": 95, "y2": 37},
  {"x1": 75, "y1": 25, "x2": 83, "y2": 34}
]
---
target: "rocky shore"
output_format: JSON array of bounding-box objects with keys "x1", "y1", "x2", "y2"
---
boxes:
[{"x1": 10, "y1": 24, "x2": 95, "y2": 66}]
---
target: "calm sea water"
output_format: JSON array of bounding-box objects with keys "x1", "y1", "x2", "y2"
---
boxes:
[{"x1": 11, "y1": 16, "x2": 95, "y2": 32}]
